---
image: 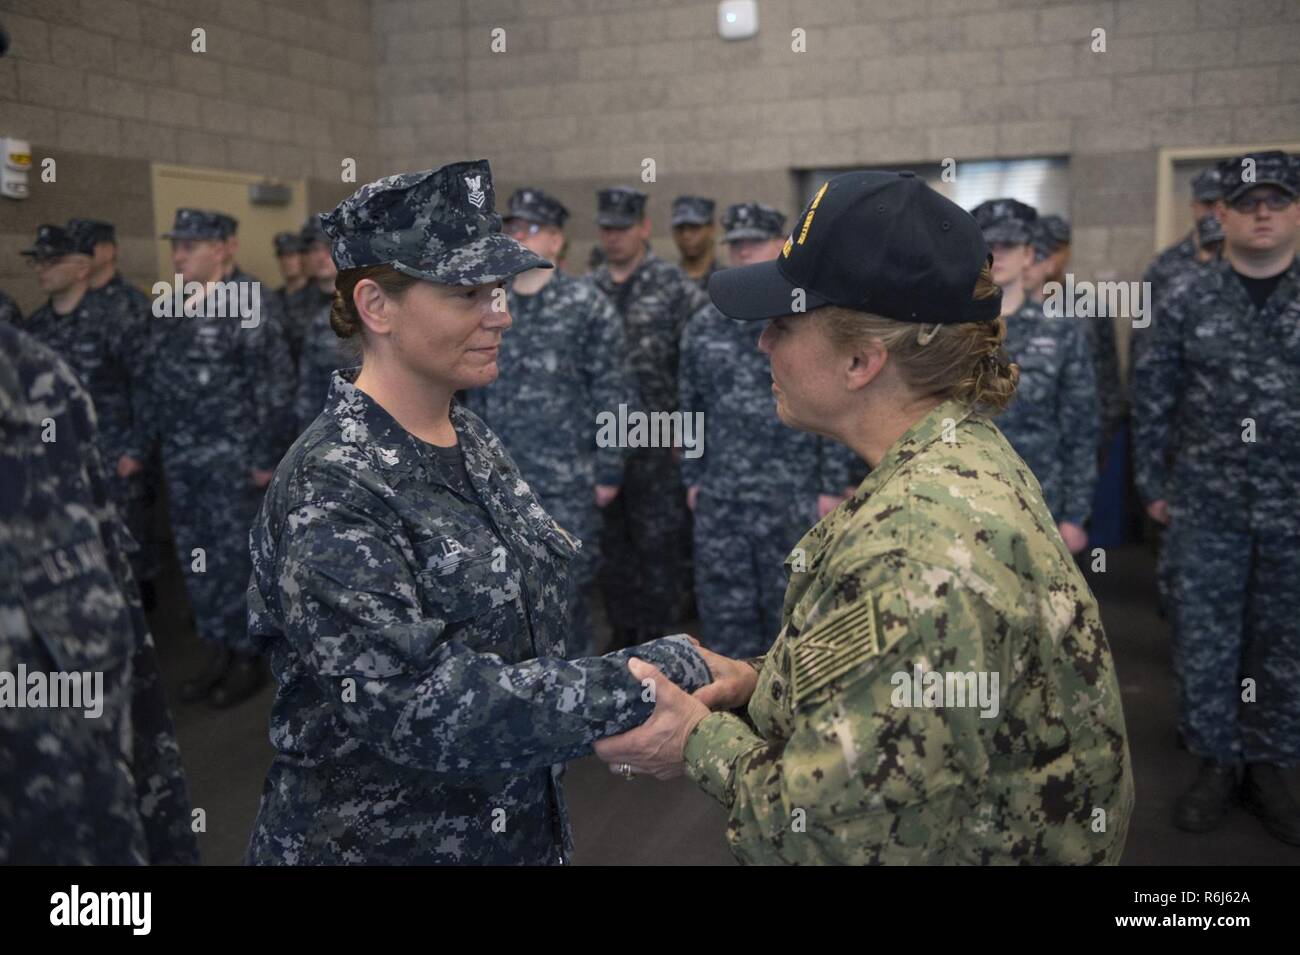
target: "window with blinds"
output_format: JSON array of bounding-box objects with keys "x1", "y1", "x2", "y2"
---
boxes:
[{"x1": 797, "y1": 158, "x2": 1071, "y2": 218}]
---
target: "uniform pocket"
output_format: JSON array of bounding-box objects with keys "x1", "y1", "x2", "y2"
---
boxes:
[{"x1": 411, "y1": 528, "x2": 518, "y2": 627}]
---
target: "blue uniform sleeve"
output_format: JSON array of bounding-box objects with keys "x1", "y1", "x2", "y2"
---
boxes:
[
  {"x1": 250, "y1": 297, "x2": 297, "y2": 470},
  {"x1": 583, "y1": 286, "x2": 635, "y2": 486},
  {"x1": 1059, "y1": 322, "x2": 1100, "y2": 526},
  {"x1": 1131, "y1": 279, "x2": 1189, "y2": 506},
  {"x1": 268, "y1": 494, "x2": 712, "y2": 777},
  {"x1": 678, "y1": 308, "x2": 708, "y2": 490}
]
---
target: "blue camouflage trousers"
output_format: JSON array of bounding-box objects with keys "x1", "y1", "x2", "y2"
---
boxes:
[
  {"x1": 1162, "y1": 522, "x2": 1300, "y2": 766},
  {"x1": 162, "y1": 449, "x2": 263, "y2": 647},
  {"x1": 693, "y1": 492, "x2": 814, "y2": 659},
  {"x1": 598, "y1": 447, "x2": 689, "y2": 633}
]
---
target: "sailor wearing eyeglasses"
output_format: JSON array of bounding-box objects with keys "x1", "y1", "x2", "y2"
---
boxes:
[
  {"x1": 464, "y1": 186, "x2": 638, "y2": 656},
  {"x1": 1132, "y1": 150, "x2": 1300, "y2": 845}
]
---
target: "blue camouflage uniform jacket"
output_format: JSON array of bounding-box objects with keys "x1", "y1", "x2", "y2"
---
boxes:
[
  {"x1": 996, "y1": 302, "x2": 1100, "y2": 526},
  {"x1": 466, "y1": 271, "x2": 636, "y2": 497},
  {"x1": 591, "y1": 252, "x2": 709, "y2": 413},
  {"x1": 1132, "y1": 257, "x2": 1300, "y2": 531},
  {"x1": 1131, "y1": 233, "x2": 1200, "y2": 367},
  {"x1": 144, "y1": 269, "x2": 296, "y2": 471},
  {"x1": 18, "y1": 290, "x2": 149, "y2": 465},
  {"x1": 0, "y1": 324, "x2": 198, "y2": 864},
  {"x1": 679, "y1": 303, "x2": 860, "y2": 502},
  {"x1": 243, "y1": 369, "x2": 710, "y2": 864}
]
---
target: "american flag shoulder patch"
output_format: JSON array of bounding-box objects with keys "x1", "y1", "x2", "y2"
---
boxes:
[{"x1": 790, "y1": 595, "x2": 884, "y2": 708}]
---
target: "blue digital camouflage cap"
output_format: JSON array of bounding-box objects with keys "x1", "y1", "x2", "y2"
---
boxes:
[
  {"x1": 1030, "y1": 221, "x2": 1053, "y2": 262},
  {"x1": 162, "y1": 208, "x2": 226, "y2": 240},
  {"x1": 1195, "y1": 212, "x2": 1224, "y2": 247},
  {"x1": 299, "y1": 214, "x2": 329, "y2": 248},
  {"x1": 21, "y1": 224, "x2": 84, "y2": 260},
  {"x1": 274, "y1": 231, "x2": 304, "y2": 255},
  {"x1": 321, "y1": 159, "x2": 551, "y2": 285},
  {"x1": 596, "y1": 186, "x2": 647, "y2": 228},
  {"x1": 970, "y1": 197, "x2": 1037, "y2": 245},
  {"x1": 1039, "y1": 214, "x2": 1070, "y2": 246},
  {"x1": 671, "y1": 195, "x2": 715, "y2": 227},
  {"x1": 506, "y1": 187, "x2": 569, "y2": 228},
  {"x1": 721, "y1": 202, "x2": 786, "y2": 242},
  {"x1": 1190, "y1": 164, "x2": 1223, "y2": 202},
  {"x1": 214, "y1": 212, "x2": 238, "y2": 238},
  {"x1": 1030, "y1": 213, "x2": 1070, "y2": 260},
  {"x1": 1218, "y1": 150, "x2": 1299, "y2": 202},
  {"x1": 66, "y1": 218, "x2": 116, "y2": 249}
]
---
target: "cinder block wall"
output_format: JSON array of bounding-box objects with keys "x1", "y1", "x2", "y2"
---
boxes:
[
  {"x1": 0, "y1": 0, "x2": 378, "y2": 310},
  {"x1": 374, "y1": 0, "x2": 1300, "y2": 300},
  {"x1": 4, "y1": 0, "x2": 1299, "y2": 322}
]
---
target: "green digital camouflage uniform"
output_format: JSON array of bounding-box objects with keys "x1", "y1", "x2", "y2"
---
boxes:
[{"x1": 683, "y1": 399, "x2": 1134, "y2": 864}]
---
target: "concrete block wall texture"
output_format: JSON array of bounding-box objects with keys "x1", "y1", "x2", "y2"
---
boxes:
[
  {"x1": 3, "y1": 0, "x2": 1299, "y2": 321},
  {"x1": 0, "y1": 0, "x2": 379, "y2": 309},
  {"x1": 371, "y1": 0, "x2": 1300, "y2": 328}
]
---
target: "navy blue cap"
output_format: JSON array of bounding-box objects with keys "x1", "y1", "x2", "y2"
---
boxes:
[
  {"x1": 274, "y1": 231, "x2": 303, "y2": 255},
  {"x1": 672, "y1": 195, "x2": 715, "y2": 227},
  {"x1": 1190, "y1": 165, "x2": 1223, "y2": 202},
  {"x1": 596, "y1": 186, "x2": 647, "y2": 228},
  {"x1": 721, "y1": 202, "x2": 786, "y2": 242},
  {"x1": 1195, "y1": 212, "x2": 1224, "y2": 247},
  {"x1": 970, "y1": 198, "x2": 1037, "y2": 246},
  {"x1": 506, "y1": 187, "x2": 569, "y2": 228},
  {"x1": 22, "y1": 224, "x2": 84, "y2": 260},
  {"x1": 321, "y1": 159, "x2": 551, "y2": 285},
  {"x1": 163, "y1": 208, "x2": 226, "y2": 240},
  {"x1": 1030, "y1": 214, "x2": 1070, "y2": 261},
  {"x1": 66, "y1": 218, "x2": 115, "y2": 250},
  {"x1": 1219, "y1": 150, "x2": 1298, "y2": 202},
  {"x1": 299, "y1": 214, "x2": 329, "y2": 248},
  {"x1": 709, "y1": 170, "x2": 1000, "y2": 325}
]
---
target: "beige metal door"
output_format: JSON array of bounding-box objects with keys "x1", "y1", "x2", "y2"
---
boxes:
[{"x1": 150, "y1": 163, "x2": 307, "y2": 286}]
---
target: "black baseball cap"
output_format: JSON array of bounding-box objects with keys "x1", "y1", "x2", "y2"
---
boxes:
[{"x1": 708, "y1": 170, "x2": 1000, "y2": 324}]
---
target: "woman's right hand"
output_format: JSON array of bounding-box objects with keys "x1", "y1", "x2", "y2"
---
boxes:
[{"x1": 689, "y1": 638, "x2": 759, "y2": 712}]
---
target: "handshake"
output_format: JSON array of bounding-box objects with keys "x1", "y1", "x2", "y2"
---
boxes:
[{"x1": 593, "y1": 637, "x2": 759, "y2": 781}]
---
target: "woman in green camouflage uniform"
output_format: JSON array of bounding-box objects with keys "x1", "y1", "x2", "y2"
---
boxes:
[{"x1": 596, "y1": 170, "x2": 1134, "y2": 865}]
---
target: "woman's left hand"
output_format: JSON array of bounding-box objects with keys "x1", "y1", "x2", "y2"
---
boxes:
[{"x1": 593, "y1": 658, "x2": 711, "y2": 780}]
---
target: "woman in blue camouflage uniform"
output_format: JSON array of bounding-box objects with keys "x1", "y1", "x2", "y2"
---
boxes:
[
  {"x1": 242, "y1": 161, "x2": 710, "y2": 865},
  {"x1": 970, "y1": 199, "x2": 1099, "y2": 555}
]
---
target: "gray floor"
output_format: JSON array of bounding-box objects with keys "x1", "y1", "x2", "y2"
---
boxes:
[{"x1": 150, "y1": 542, "x2": 1299, "y2": 865}]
